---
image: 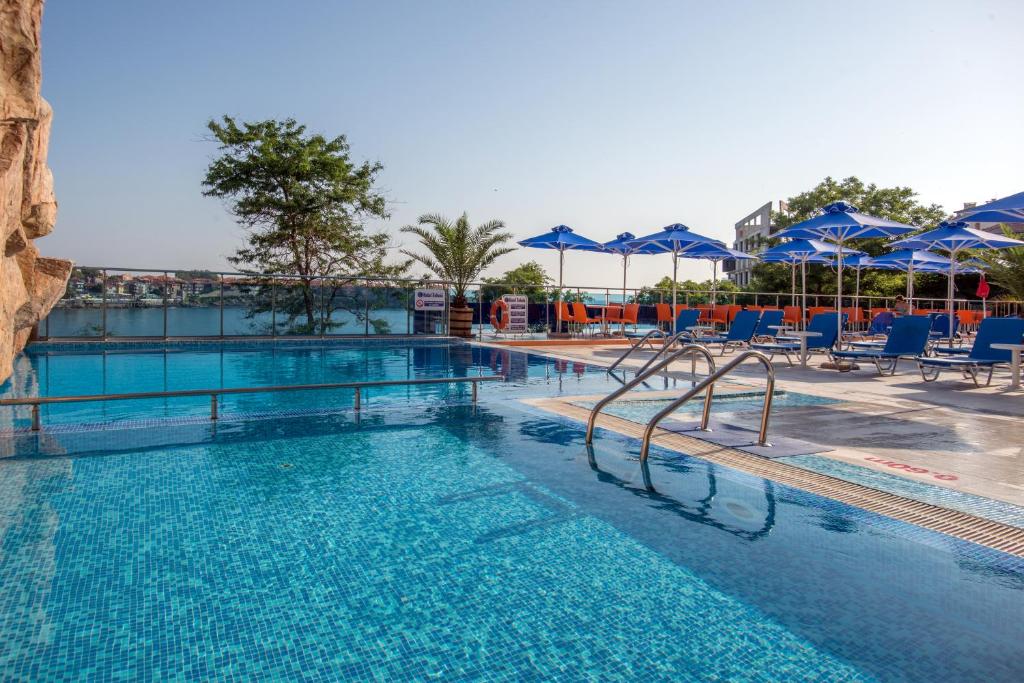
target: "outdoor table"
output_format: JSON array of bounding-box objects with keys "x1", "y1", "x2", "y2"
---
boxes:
[
  {"x1": 586, "y1": 304, "x2": 617, "y2": 336},
  {"x1": 991, "y1": 343, "x2": 1024, "y2": 390},
  {"x1": 777, "y1": 330, "x2": 822, "y2": 368},
  {"x1": 685, "y1": 325, "x2": 714, "y2": 338}
]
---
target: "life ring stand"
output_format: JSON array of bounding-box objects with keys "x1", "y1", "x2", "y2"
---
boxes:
[{"x1": 490, "y1": 299, "x2": 509, "y2": 331}]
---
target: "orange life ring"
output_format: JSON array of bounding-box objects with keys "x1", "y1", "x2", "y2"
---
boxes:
[{"x1": 490, "y1": 300, "x2": 509, "y2": 330}]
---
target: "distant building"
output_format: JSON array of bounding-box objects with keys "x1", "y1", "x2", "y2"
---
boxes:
[{"x1": 725, "y1": 201, "x2": 776, "y2": 287}]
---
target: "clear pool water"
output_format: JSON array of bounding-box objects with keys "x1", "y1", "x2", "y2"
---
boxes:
[{"x1": 1, "y1": 341, "x2": 1022, "y2": 681}]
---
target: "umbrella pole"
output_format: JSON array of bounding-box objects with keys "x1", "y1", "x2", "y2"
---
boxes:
[
  {"x1": 947, "y1": 250, "x2": 956, "y2": 347},
  {"x1": 907, "y1": 263, "x2": 914, "y2": 310},
  {"x1": 621, "y1": 254, "x2": 628, "y2": 335},
  {"x1": 836, "y1": 241, "x2": 844, "y2": 354},
  {"x1": 712, "y1": 260, "x2": 718, "y2": 320},
  {"x1": 791, "y1": 263, "x2": 796, "y2": 305},
  {"x1": 801, "y1": 259, "x2": 807, "y2": 331},
  {"x1": 557, "y1": 248, "x2": 564, "y2": 334},
  {"x1": 672, "y1": 251, "x2": 678, "y2": 312}
]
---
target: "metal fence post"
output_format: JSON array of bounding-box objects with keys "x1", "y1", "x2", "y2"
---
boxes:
[
  {"x1": 271, "y1": 280, "x2": 277, "y2": 337},
  {"x1": 162, "y1": 271, "x2": 168, "y2": 339},
  {"x1": 101, "y1": 269, "x2": 108, "y2": 340},
  {"x1": 219, "y1": 275, "x2": 225, "y2": 338}
]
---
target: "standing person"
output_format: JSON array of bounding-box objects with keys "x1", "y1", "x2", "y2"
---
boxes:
[{"x1": 893, "y1": 295, "x2": 910, "y2": 316}]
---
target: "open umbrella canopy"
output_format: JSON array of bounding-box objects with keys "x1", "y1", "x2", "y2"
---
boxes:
[
  {"x1": 518, "y1": 224, "x2": 606, "y2": 252},
  {"x1": 626, "y1": 223, "x2": 725, "y2": 308},
  {"x1": 775, "y1": 201, "x2": 917, "y2": 241},
  {"x1": 601, "y1": 232, "x2": 664, "y2": 317},
  {"x1": 957, "y1": 191, "x2": 1024, "y2": 222},
  {"x1": 518, "y1": 225, "x2": 606, "y2": 333},
  {"x1": 682, "y1": 243, "x2": 757, "y2": 310},
  {"x1": 760, "y1": 238, "x2": 861, "y2": 260},
  {"x1": 892, "y1": 221, "x2": 1023, "y2": 340},
  {"x1": 601, "y1": 232, "x2": 665, "y2": 256},
  {"x1": 760, "y1": 240, "x2": 862, "y2": 327},
  {"x1": 626, "y1": 223, "x2": 724, "y2": 252},
  {"x1": 775, "y1": 202, "x2": 916, "y2": 355},
  {"x1": 892, "y1": 221, "x2": 1024, "y2": 252},
  {"x1": 871, "y1": 249, "x2": 951, "y2": 270}
]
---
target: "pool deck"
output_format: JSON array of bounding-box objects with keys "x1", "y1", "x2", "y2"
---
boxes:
[{"x1": 494, "y1": 340, "x2": 1024, "y2": 511}]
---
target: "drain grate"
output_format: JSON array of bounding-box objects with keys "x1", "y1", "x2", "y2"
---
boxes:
[{"x1": 545, "y1": 399, "x2": 1024, "y2": 557}]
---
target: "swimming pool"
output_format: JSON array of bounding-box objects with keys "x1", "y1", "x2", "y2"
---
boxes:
[{"x1": 1, "y1": 340, "x2": 1022, "y2": 681}]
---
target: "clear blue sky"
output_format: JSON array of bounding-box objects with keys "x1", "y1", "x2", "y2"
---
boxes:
[{"x1": 39, "y1": 0, "x2": 1024, "y2": 288}]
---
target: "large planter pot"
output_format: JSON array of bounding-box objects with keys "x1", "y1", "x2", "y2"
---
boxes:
[{"x1": 448, "y1": 306, "x2": 474, "y2": 338}]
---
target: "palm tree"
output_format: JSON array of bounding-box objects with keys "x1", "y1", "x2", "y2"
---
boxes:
[{"x1": 401, "y1": 213, "x2": 515, "y2": 307}]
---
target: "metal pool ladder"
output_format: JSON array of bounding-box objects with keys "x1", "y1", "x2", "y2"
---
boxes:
[
  {"x1": 1, "y1": 375, "x2": 505, "y2": 432},
  {"x1": 586, "y1": 343, "x2": 718, "y2": 444},
  {"x1": 587, "y1": 346, "x2": 777, "y2": 470},
  {"x1": 605, "y1": 329, "x2": 668, "y2": 374}
]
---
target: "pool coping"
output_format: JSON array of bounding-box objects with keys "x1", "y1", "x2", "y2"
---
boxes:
[{"x1": 527, "y1": 396, "x2": 1024, "y2": 557}]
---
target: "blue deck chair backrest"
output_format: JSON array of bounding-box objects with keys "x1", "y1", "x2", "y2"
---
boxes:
[
  {"x1": 867, "y1": 311, "x2": 895, "y2": 336},
  {"x1": 968, "y1": 318, "x2": 1024, "y2": 362},
  {"x1": 805, "y1": 312, "x2": 845, "y2": 350},
  {"x1": 674, "y1": 309, "x2": 700, "y2": 334},
  {"x1": 726, "y1": 310, "x2": 761, "y2": 342},
  {"x1": 929, "y1": 314, "x2": 958, "y2": 337},
  {"x1": 882, "y1": 316, "x2": 932, "y2": 355},
  {"x1": 754, "y1": 309, "x2": 784, "y2": 336}
]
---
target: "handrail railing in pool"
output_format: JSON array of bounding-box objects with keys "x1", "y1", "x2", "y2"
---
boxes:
[
  {"x1": 606, "y1": 329, "x2": 667, "y2": 374},
  {"x1": 586, "y1": 344, "x2": 718, "y2": 444},
  {"x1": 0, "y1": 375, "x2": 506, "y2": 432},
  {"x1": 638, "y1": 350, "x2": 775, "y2": 490}
]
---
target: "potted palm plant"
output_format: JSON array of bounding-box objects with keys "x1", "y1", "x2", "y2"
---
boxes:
[{"x1": 401, "y1": 213, "x2": 514, "y2": 338}]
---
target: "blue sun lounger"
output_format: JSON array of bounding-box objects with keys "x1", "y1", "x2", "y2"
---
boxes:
[
  {"x1": 917, "y1": 318, "x2": 1024, "y2": 386},
  {"x1": 695, "y1": 309, "x2": 761, "y2": 355},
  {"x1": 752, "y1": 309, "x2": 785, "y2": 341},
  {"x1": 674, "y1": 309, "x2": 701, "y2": 336},
  {"x1": 752, "y1": 312, "x2": 844, "y2": 366},
  {"x1": 830, "y1": 315, "x2": 932, "y2": 375}
]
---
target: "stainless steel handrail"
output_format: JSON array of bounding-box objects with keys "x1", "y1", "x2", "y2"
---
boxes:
[
  {"x1": 1, "y1": 375, "x2": 505, "y2": 432},
  {"x1": 638, "y1": 350, "x2": 776, "y2": 482},
  {"x1": 606, "y1": 329, "x2": 667, "y2": 374},
  {"x1": 586, "y1": 344, "x2": 717, "y2": 444},
  {"x1": 633, "y1": 332, "x2": 696, "y2": 378}
]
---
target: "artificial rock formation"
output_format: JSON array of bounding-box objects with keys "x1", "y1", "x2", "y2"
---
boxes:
[{"x1": 1, "y1": 0, "x2": 70, "y2": 383}]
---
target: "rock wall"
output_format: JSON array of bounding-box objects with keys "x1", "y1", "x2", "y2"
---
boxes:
[{"x1": 1, "y1": 0, "x2": 70, "y2": 383}]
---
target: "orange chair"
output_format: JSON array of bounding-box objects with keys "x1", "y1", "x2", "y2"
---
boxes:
[
  {"x1": 725, "y1": 304, "x2": 743, "y2": 323},
  {"x1": 782, "y1": 306, "x2": 802, "y2": 326},
  {"x1": 710, "y1": 306, "x2": 729, "y2": 328},
  {"x1": 842, "y1": 307, "x2": 866, "y2": 326},
  {"x1": 622, "y1": 303, "x2": 640, "y2": 328},
  {"x1": 604, "y1": 305, "x2": 623, "y2": 323},
  {"x1": 869, "y1": 307, "x2": 890, "y2": 321},
  {"x1": 746, "y1": 305, "x2": 764, "y2": 313},
  {"x1": 557, "y1": 301, "x2": 580, "y2": 334},
  {"x1": 695, "y1": 305, "x2": 713, "y2": 323},
  {"x1": 572, "y1": 302, "x2": 601, "y2": 335},
  {"x1": 655, "y1": 303, "x2": 674, "y2": 330},
  {"x1": 808, "y1": 306, "x2": 828, "y2": 322}
]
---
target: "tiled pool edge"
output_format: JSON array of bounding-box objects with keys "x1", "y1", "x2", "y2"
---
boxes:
[{"x1": 530, "y1": 397, "x2": 1024, "y2": 558}]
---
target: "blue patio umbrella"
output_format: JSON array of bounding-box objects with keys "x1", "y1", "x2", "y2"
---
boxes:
[
  {"x1": 776, "y1": 201, "x2": 917, "y2": 344},
  {"x1": 681, "y1": 242, "x2": 757, "y2": 313},
  {"x1": 601, "y1": 232, "x2": 664, "y2": 321},
  {"x1": 870, "y1": 249, "x2": 952, "y2": 310},
  {"x1": 893, "y1": 220, "x2": 1024, "y2": 341},
  {"x1": 760, "y1": 239, "x2": 864, "y2": 329},
  {"x1": 518, "y1": 225, "x2": 606, "y2": 332},
  {"x1": 957, "y1": 191, "x2": 1024, "y2": 224},
  {"x1": 626, "y1": 224, "x2": 725, "y2": 309}
]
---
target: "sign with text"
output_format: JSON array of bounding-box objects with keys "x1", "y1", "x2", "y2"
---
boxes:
[
  {"x1": 502, "y1": 295, "x2": 529, "y2": 333},
  {"x1": 414, "y1": 289, "x2": 446, "y2": 311}
]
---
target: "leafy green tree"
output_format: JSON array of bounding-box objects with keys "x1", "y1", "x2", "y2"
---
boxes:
[
  {"x1": 750, "y1": 176, "x2": 948, "y2": 300},
  {"x1": 978, "y1": 226, "x2": 1024, "y2": 300},
  {"x1": 632, "y1": 276, "x2": 738, "y2": 304},
  {"x1": 202, "y1": 116, "x2": 408, "y2": 334},
  {"x1": 401, "y1": 213, "x2": 514, "y2": 307},
  {"x1": 480, "y1": 261, "x2": 553, "y2": 301}
]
